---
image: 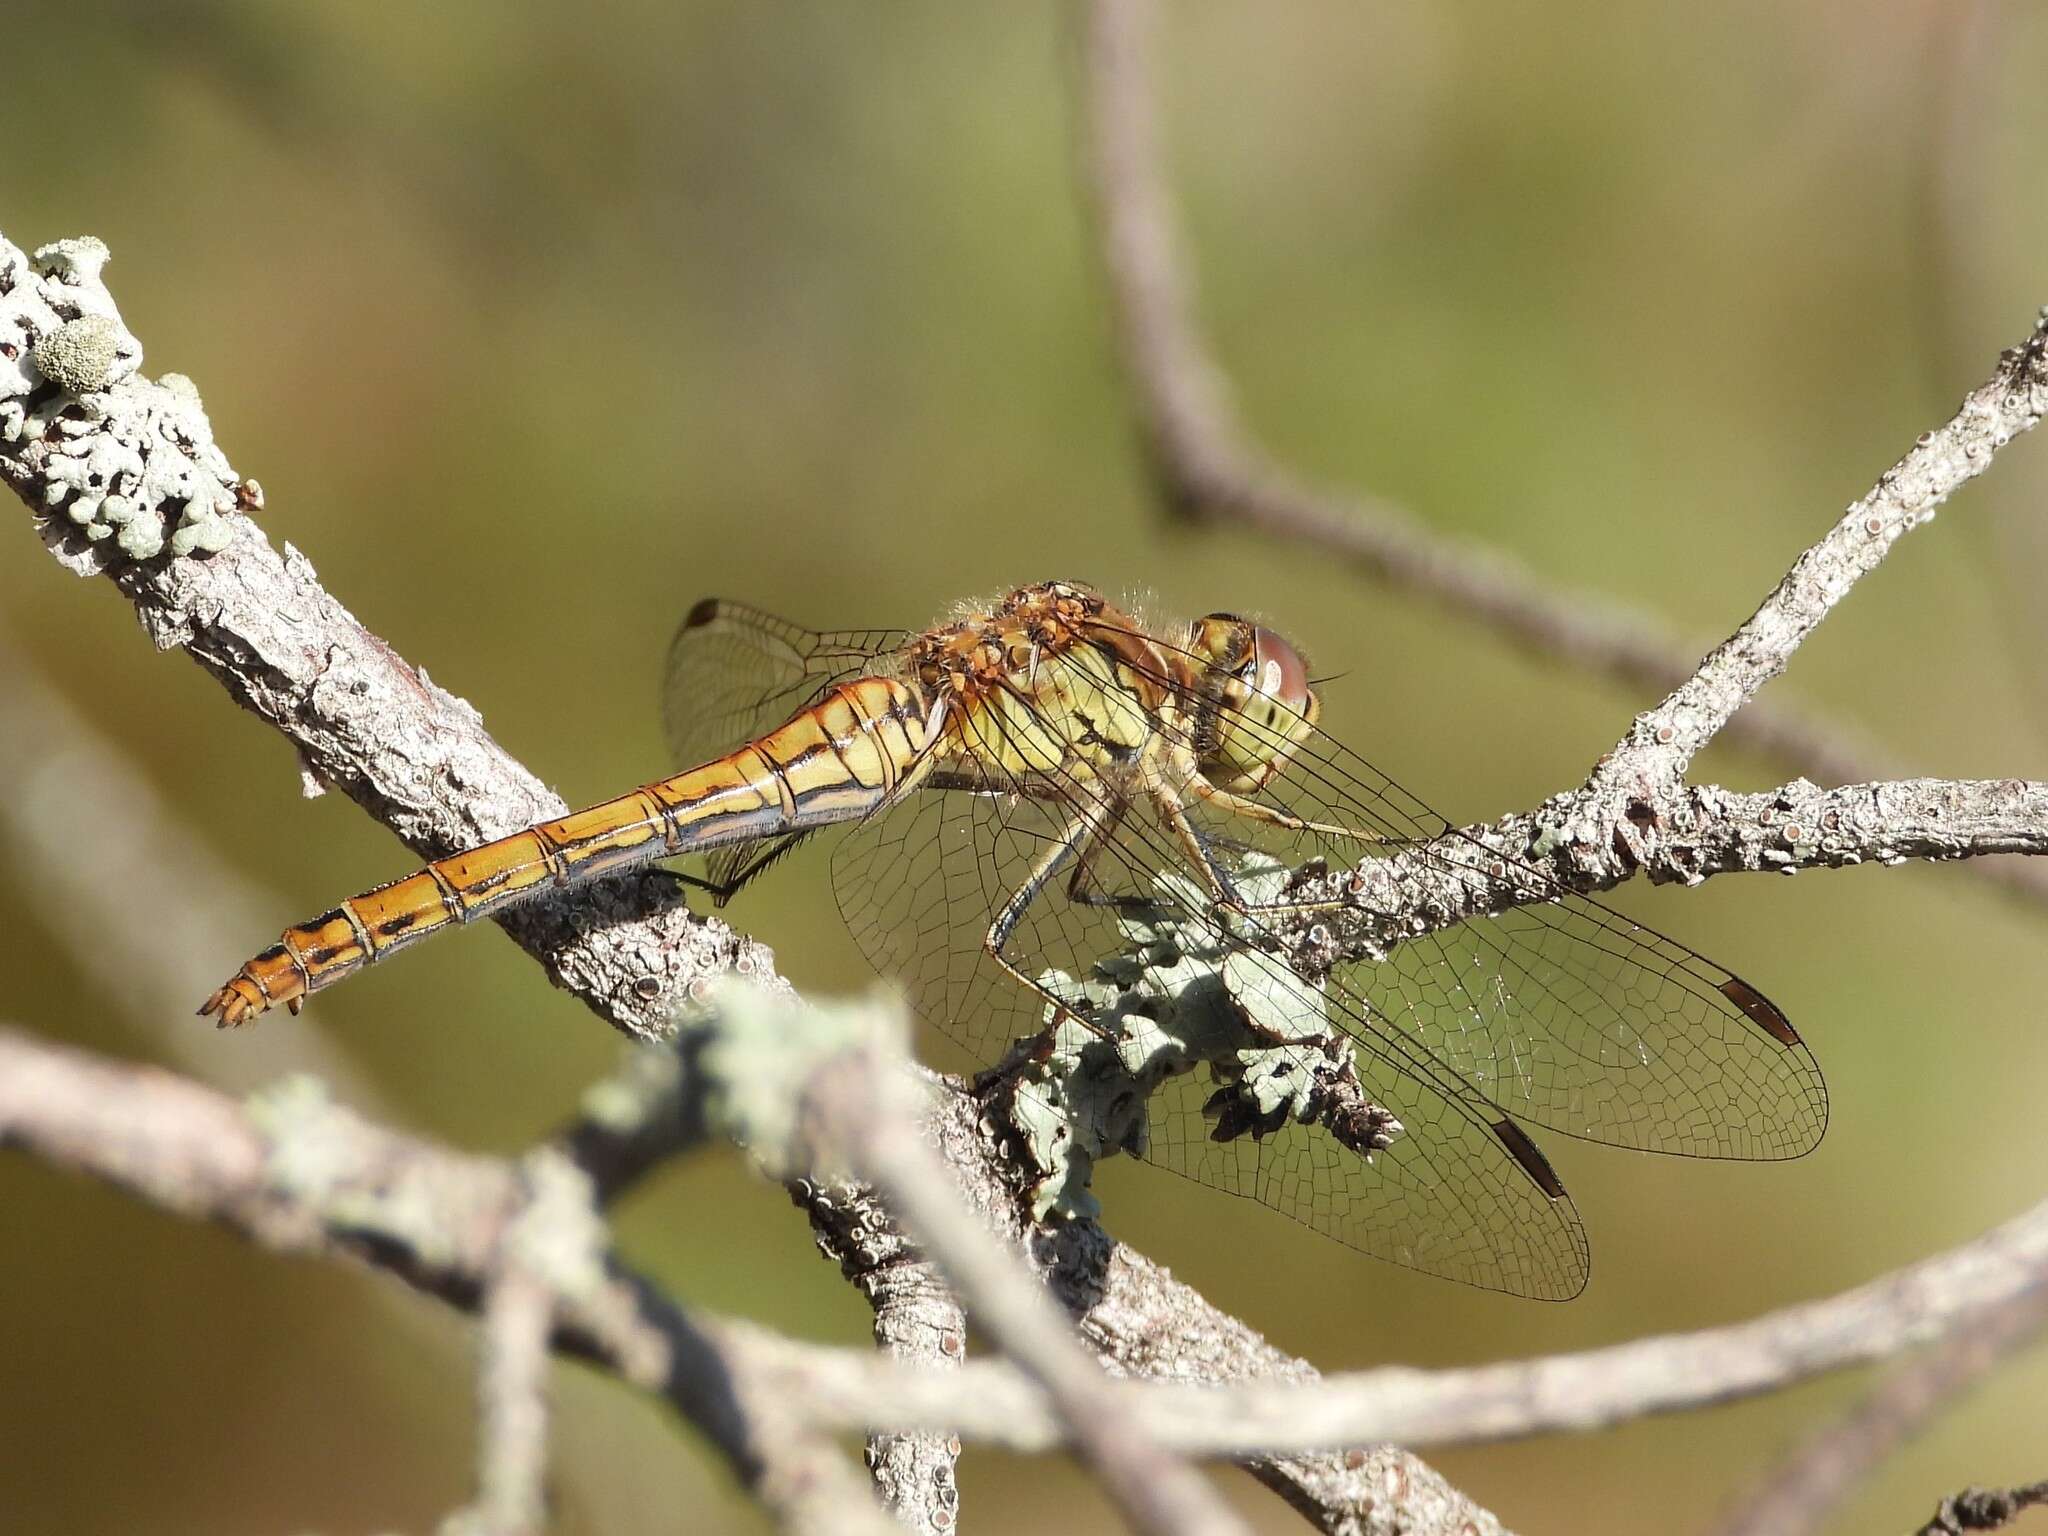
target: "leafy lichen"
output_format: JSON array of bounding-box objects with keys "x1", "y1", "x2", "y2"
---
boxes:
[{"x1": 1000, "y1": 853, "x2": 1403, "y2": 1224}]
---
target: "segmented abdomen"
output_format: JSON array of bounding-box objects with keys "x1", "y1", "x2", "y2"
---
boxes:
[{"x1": 199, "y1": 675, "x2": 930, "y2": 1024}]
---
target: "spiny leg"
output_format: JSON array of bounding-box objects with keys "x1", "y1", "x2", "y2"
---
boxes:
[
  {"x1": 1187, "y1": 775, "x2": 1398, "y2": 845},
  {"x1": 1147, "y1": 782, "x2": 1242, "y2": 906},
  {"x1": 672, "y1": 830, "x2": 814, "y2": 906},
  {"x1": 983, "y1": 800, "x2": 1126, "y2": 1041},
  {"x1": 1155, "y1": 774, "x2": 1387, "y2": 922},
  {"x1": 1174, "y1": 776, "x2": 1441, "y2": 924},
  {"x1": 1059, "y1": 799, "x2": 1161, "y2": 916}
]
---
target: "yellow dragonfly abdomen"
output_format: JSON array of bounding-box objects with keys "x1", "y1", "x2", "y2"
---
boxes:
[{"x1": 199, "y1": 674, "x2": 931, "y2": 1025}]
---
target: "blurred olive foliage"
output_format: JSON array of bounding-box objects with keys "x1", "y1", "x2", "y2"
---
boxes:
[{"x1": 3, "y1": 4, "x2": 2046, "y2": 1532}]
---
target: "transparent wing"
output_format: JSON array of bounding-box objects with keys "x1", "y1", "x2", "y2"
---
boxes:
[
  {"x1": 1086, "y1": 615, "x2": 1829, "y2": 1163},
  {"x1": 831, "y1": 690, "x2": 1593, "y2": 1297},
  {"x1": 1145, "y1": 1046, "x2": 1589, "y2": 1299},
  {"x1": 832, "y1": 761, "x2": 1099, "y2": 1060},
  {"x1": 660, "y1": 598, "x2": 908, "y2": 892},
  {"x1": 661, "y1": 597, "x2": 908, "y2": 767}
]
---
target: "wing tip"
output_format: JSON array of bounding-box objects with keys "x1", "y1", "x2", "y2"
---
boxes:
[
  {"x1": 1490, "y1": 1117, "x2": 1569, "y2": 1201},
  {"x1": 684, "y1": 596, "x2": 723, "y2": 629},
  {"x1": 1717, "y1": 976, "x2": 1803, "y2": 1049}
]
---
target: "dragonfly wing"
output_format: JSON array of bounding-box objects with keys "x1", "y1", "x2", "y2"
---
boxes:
[
  {"x1": 834, "y1": 701, "x2": 1589, "y2": 1297},
  {"x1": 1349, "y1": 853, "x2": 1827, "y2": 1160},
  {"x1": 662, "y1": 598, "x2": 908, "y2": 894},
  {"x1": 831, "y1": 752, "x2": 1134, "y2": 1067},
  {"x1": 1145, "y1": 1018, "x2": 1590, "y2": 1298},
  {"x1": 1087, "y1": 614, "x2": 1828, "y2": 1162}
]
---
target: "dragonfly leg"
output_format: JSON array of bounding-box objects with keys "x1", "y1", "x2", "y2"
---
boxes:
[
  {"x1": 1187, "y1": 776, "x2": 1394, "y2": 845},
  {"x1": 673, "y1": 831, "x2": 811, "y2": 906},
  {"x1": 1147, "y1": 783, "x2": 1243, "y2": 907},
  {"x1": 1162, "y1": 777, "x2": 1404, "y2": 919},
  {"x1": 983, "y1": 801, "x2": 1124, "y2": 1040},
  {"x1": 1059, "y1": 799, "x2": 1162, "y2": 915}
]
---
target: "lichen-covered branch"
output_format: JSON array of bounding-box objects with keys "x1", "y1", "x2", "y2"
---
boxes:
[
  {"x1": 711, "y1": 987, "x2": 1250, "y2": 1536},
  {"x1": 1914, "y1": 1481, "x2": 2048, "y2": 1536},
  {"x1": 1604, "y1": 325, "x2": 2048, "y2": 776},
  {"x1": 1301, "y1": 776, "x2": 2048, "y2": 968},
  {"x1": 800, "y1": 1074, "x2": 1514, "y2": 1536},
  {"x1": 1, "y1": 232, "x2": 764, "y2": 1045},
  {"x1": 764, "y1": 1182, "x2": 2048, "y2": 1460},
  {"x1": 25, "y1": 1018, "x2": 2048, "y2": 1534}
]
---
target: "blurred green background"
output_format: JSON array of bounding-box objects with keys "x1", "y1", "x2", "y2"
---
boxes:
[{"x1": 4, "y1": 3, "x2": 2047, "y2": 1532}]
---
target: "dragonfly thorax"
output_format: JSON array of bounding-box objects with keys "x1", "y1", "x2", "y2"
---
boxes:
[{"x1": 911, "y1": 583, "x2": 1171, "y2": 782}]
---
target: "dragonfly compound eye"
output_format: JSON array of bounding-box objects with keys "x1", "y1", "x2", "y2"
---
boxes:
[{"x1": 1188, "y1": 616, "x2": 1321, "y2": 792}]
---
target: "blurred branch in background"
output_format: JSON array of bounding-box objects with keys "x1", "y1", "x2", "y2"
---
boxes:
[
  {"x1": 0, "y1": 628, "x2": 388, "y2": 1104},
  {"x1": 11, "y1": 1014, "x2": 2048, "y2": 1504},
  {"x1": 0, "y1": 1026, "x2": 900, "y2": 1536},
  {"x1": 1075, "y1": 0, "x2": 2048, "y2": 912},
  {"x1": 1706, "y1": 1281, "x2": 2048, "y2": 1536},
  {"x1": 785, "y1": 1187, "x2": 2048, "y2": 1458}
]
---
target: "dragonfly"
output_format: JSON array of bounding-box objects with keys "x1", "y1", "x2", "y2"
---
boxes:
[{"x1": 202, "y1": 580, "x2": 1827, "y2": 1299}]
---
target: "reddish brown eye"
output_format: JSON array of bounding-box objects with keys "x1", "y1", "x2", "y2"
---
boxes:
[{"x1": 1249, "y1": 627, "x2": 1311, "y2": 715}]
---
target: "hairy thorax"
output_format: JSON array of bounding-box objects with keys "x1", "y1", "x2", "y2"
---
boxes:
[{"x1": 907, "y1": 581, "x2": 1183, "y2": 786}]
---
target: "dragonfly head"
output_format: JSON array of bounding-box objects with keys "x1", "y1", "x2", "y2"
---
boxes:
[{"x1": 1185, "y1": 614, "x2": 1320, "y2": 792}]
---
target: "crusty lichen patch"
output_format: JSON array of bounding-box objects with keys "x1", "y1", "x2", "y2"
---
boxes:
[
  {"x1": 2, "y1": 232, "x2": 247, "y2": 560},
  {"x1": 1002, "y1": 853, "x2": 1400, "y2": 1224}
]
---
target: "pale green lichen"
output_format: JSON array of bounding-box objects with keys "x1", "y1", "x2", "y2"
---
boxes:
[
  {"x1": 1002, "y1": 853, "x2": 1381, "y2": 1224},
  {"x1": 246, "y1": 1075, "x2": 359, "y2": 1199},
  {"x1": 575, "y1": 1041, "x2": 683, "y2": 1132},
  {"x1": 244, "y1": 1074, "x2": 470, "y2": 1272},
  {"x1": 33, "y1": 314, "x2": 134, "y2": 395},
  {"x1": 33, "y1": 235, "x2": 112, "y2": 287},
  {"x1": 503, "y1": 1149, "x2": 607, "y2": 1302},
  {"x1": 685, "y1": 981, "x2": 922, "y2": 1181},
  {"x1": 2, "y1": 230, "x2": 244, "y2": 560}
]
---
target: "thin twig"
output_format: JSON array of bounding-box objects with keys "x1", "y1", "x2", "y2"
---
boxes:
[
  {"x1": 1916, "y1": 1481, "x2": 2048, "y2": 1536},
  {"x1": 0, "y1": 1026, "x2": 898, "y2": 1536},
  {"x1": 1074, "y1": 0, "x2": 2048, "y2": 911},
  {"x1": 462, "y1": 1265, "x2": 554, "y2": 1536},
  {"x1": 1608, "y1": 326, "x2": 2048, "y2": 774},
  {"x1": 15, "y1": 1019, "x2": 2048, "y2": 1511},
  {"x1": 549, "y1": 1037, "x2": 708, "y2": 1207},
  {"x1": 1301, "y1": 776, "x2": 2048, "y2": 977},
  {"x1": 712, "y1": 988, "x2": 1249, "y2": 1536},
  {"x1": 1706, "y1": 1282, "x2": 2048, "y2": 1536},
  {"x1": 781, "y1": 1185, "x2": 2048, "y2": 1458}
]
